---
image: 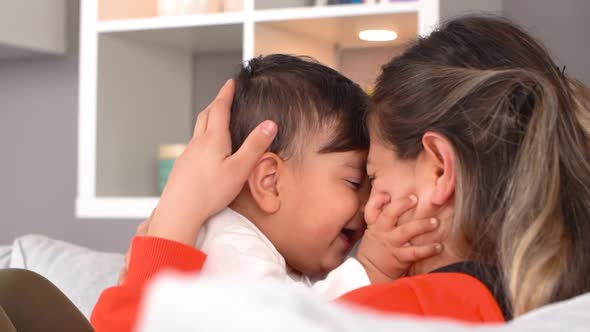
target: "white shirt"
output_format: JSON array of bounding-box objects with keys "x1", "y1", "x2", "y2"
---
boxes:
[{"x1": 195, "y1": 208, "x2": 370, "y2": 300}]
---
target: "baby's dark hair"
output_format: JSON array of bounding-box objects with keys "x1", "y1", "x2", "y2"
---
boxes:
[{"x1": 230, "y1": 54, "x2": 369, "y2": 158}]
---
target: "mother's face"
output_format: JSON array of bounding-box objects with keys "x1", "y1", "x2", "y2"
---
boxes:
[
  {"x1": 365, "y1": 121, "x2": 458, "y2": 253},
  {"x1": 366, "y1": 128, "x2": 420, "y2": 226}
]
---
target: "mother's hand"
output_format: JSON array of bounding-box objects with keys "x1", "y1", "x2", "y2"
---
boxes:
[{"x1": 147, "y1": 80, "x2": 278, "y2": 246}]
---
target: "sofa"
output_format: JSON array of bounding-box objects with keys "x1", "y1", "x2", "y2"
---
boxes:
[
  {"x1": 1, "y1": 234, "x2": 589, "y2": 331},
  {"x1": 0, "y1": 234, "x2": 124, "y2": 318}
]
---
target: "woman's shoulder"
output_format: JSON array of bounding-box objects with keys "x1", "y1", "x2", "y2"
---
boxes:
[{"x1": 338, "y1": 271, "x2": 505, "y2": 324}]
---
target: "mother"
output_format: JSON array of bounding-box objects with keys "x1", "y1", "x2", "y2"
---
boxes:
[{"x1": 90, "y1": 15, "x2": 590, "y2": 331}]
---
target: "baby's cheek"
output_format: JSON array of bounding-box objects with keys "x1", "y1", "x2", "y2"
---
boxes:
[
  {"x1": 335, "y1": 192, "x2": 361, "y2": 219},
  {"x1": 307, "y1": 219, "x2": 335, "y2": 239}
]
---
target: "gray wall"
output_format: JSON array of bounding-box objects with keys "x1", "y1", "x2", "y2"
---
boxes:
[
  {"x1": 96, "y1": 34, "x2": 192, "y2": 197},
  {"x1": 0, "y1": 1, "x2": 137, "y2": 252},
  {"x1": 0, "y1": 0, "x2": 588, "y2": 252},
  {"x1": 192, "y1": 51, "x2": 242, "y2": 123},
  {"x1": 339, "y1": 46, "x2": 403, "y2": 90},
  {"x1": 503, "y1": 0, "x2": 590, "y2": 85}
]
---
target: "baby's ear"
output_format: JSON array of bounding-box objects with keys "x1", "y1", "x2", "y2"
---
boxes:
[{"x1": 247, "y1": 152, "x2": 281, "y2": 213}]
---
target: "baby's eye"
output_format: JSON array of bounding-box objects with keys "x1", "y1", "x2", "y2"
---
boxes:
[
  {"x1": 367, "y1": 175, "x2": 376, "y2": 185},
  {"x1": 345, "y1": 179, "x2": 362, "y2": 190}
]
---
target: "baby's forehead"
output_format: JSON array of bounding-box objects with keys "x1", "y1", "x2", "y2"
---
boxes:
[
  {"x1": 288, "y1": 124, "x2": 337, "y2": 155},
  {"x1": 297, "y1": 133, "x2": 367, "y2": 164},
  {"x1": 283, "y1": 118, "x2": 368, "y2": 164}
]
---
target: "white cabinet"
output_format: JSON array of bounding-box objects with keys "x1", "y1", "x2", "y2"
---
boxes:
[
  {"x1": 77, "y1": 0, "x2": 501, "y2": 219},
  {"x1": 0, "y1": 0, "x2": 66, "y2": 58}
]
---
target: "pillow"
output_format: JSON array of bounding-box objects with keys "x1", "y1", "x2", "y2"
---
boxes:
[
  {"x1": 9, "y1": 234, "x2": 124, "y2": 318},
  {"x1": 0, "y1": 246, "x2": 11, "y2": 269}
]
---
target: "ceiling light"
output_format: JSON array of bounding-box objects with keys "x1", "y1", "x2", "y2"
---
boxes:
[{"x1": 358, "y1": 29, "x2": 397, "y2": 42}]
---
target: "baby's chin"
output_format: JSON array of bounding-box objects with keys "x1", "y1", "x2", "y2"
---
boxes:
[
  {"x1": 290, "y1": 249, "x2": 350, "y2": 277},
  {"x1": 315, "y1": 254, "x2": 349, "y2": 276}
]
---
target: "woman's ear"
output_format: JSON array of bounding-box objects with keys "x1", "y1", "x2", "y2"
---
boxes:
[
  {"x1": 420, "y1": 132, "x2": 456, "y2": 206},
  {"x1": 247, "y1": 152, "x2": 282, "y2": 214}
]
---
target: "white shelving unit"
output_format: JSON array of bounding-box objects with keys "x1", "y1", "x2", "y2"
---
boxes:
[{"x1": 77, "y1": 0, "x2": 501, "y2": 219}]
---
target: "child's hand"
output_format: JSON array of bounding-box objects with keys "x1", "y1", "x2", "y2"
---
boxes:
[
  {"x1": 356, "y1": 193, "x2": 443, "y2": 284},
  {"x1": 148, "y1": 80, "x2": 278, "y2": 246}
]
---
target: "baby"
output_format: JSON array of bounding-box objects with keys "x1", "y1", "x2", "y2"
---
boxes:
[{"x1": 196, "y1": 55, "x2": 436, "y2": 299}]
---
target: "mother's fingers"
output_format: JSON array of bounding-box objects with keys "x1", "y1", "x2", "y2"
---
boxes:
[
  {"x1": 228, "y1": 120, "x2": 277, "y2": 180},
  {"x1": 207, "y1": 79, "x2": 236, "y2": 135},
  {"x1": 193, "y1": 109, "x2": 210, "y2": 139}
]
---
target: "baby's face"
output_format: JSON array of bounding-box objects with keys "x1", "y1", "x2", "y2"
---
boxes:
[{"x1": 271, "y1": 148, "x2": 369, "y2": 277}]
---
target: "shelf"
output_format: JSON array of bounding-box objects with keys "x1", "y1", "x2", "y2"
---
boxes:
[
  {"x1": 257, "y1": 12, "x2": 417, "y2": 50},
  {"x1": 77, "y1": 0, "x2": 435, "y2": 219},
  {"x1": 98, "y1": 11, "x2": 243, "y2": 53},
  {"x1": 96, "y1": 2, "x2": 420, "y2": 33},
  {"x1": 255, "y1": 0, "x2": 315, "y2": 11},
  {"x1": 253, "y1": 2, "x2": 420, "y2": 22},
  {"x1": 101, "y1": 23, "x2": 243, "y2": 53},
  {"x1": 77, "y1": 0, "x2": 509, "y2": 219},
  {"x1": 95, "y1": 18, "x2": 242, "y2": 198},
  {"x1": 98, "y1": 11, "x2": 245, "y2": 32}
]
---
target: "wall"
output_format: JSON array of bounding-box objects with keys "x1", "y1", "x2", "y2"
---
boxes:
[
  {"x1": 0, "y1": 0, "x2": 588, "y2": 252},
  {"x1": 339, "y1": 46, "x2": 404, "y2": 90},
  {"x1": 503, "y1": 0, "x2": 590, "y2": 85},
  {"x1": 96, "y1": 35, "x2": 192, "y2": 197},
  {"x1": 192, "y1": 51, "x2": 243, "y2": 121},
  {"x1": 255, "y1": 24, "x2": 338, "y2": 69},
  {"x1": 0, "y1": 1, "x2": 138, "y2": 252}
]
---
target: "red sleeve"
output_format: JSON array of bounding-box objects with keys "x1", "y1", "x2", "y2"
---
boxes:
[
  {"x1": 90, "y1": 236, "x2": 206, "y2": 332},
  {"x1": 338, "y1": 273, "x2": 505, "y2": 324}
]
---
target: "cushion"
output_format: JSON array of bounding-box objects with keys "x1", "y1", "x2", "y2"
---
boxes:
[
  {"x1": 0, "y1": 246, "x2": 11, "y2": 269},
  {"x1": 9, "y1": 234, "x2": 124, "y2": 318}
]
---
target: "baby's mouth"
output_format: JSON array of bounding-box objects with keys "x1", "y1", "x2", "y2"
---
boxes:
[
  {"x1": 339, "y1": 228, "x2": 361, "y2": 249},
  {"x1": 340, "y1": 228, "x2": 356, "y2": 239}
]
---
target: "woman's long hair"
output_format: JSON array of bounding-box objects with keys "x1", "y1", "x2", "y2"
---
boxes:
[{"x1": 370, "y1": 16, "x2": 590, "y2": 316}]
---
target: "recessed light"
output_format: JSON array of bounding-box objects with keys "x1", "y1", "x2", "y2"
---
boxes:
[{"x1": 358, "y1": 29, "x2": 398, "y2": 42}]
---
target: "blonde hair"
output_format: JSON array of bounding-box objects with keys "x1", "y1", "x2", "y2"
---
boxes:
[{"x1": 370, "y1": 16, "x2": 590, "y2": 316}]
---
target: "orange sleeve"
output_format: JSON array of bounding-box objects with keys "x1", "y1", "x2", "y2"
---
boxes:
[
  {"x1": 90, "y1": 236, "x2": 206, "y2": 332},
  {"x1": 338, "y1": 273, "x2": 505, "y2": 324}
]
